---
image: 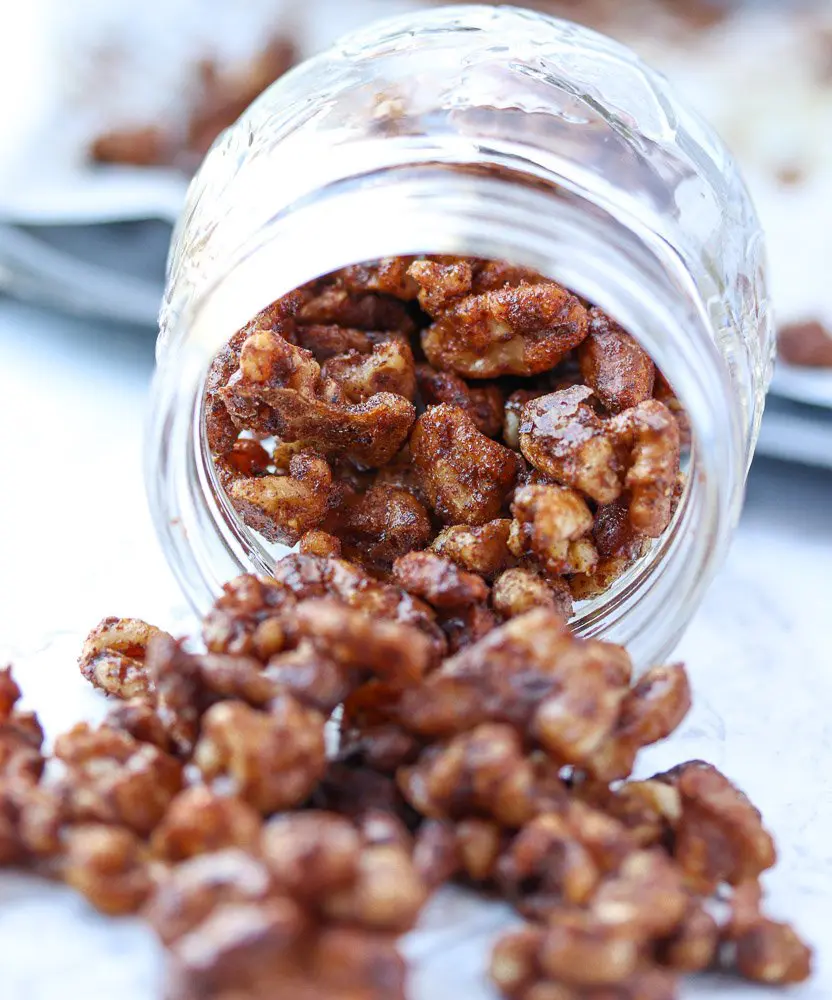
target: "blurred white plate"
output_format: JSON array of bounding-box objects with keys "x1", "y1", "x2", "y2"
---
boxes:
[{"x1": 771, "y1": 364, "x2": 832, "y2": 410}]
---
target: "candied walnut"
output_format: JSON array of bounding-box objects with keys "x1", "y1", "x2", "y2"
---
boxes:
[
  {"x1": 608, "y1": 400, "x2": 680, "y2": 538},
  {"x1": 261, "y1": 811, "x2": 360, "y2": 903},
  {"x1": 395, "y1": 609, "x2": 579, "y2": 737},
  {"x1": 146, "y1": 635, "x2": 207, "y2": 757},
  {"x1": 270, "y1": 550, "x2": 361, "y2": 602},
  {"x1": 413, "y1": 820, "x2": 461, "y2": 889},
  {"x1": 265, "y1": 641, "x2": 350, "y2": 715},
  {"x1": 561, "y1": 799, "x2": 638, "y2": 874},
  {"x1": 658, "y1": 899, "x2": 719, "y2": 972},
  {"x1": 168, "y1": 909, "x2": 406, "y2": 1000},
  {"x1": 497, "y1": 812, "x2": 600, "y2": 918},
  {"x1": 4, "y1": 779, "x2": 67, "y2": 863},
  {"x1": 78, "y1": 617, "x2": 169, "y2": 700},
  {"x1": 591, "y1": 849, "x2": 688, "y2": 939},
  {"x1": 372, "y1": 445, "x2": 429, "y2": 505},
  {"x1": 562, "y1": 537, "x2": 598, "y2": 575},
  {"x1": 569, "y1": 556, "x2": 636, "y2": 602},
  {"x1": 63, "y1": 823, "x2": 152, "y2": 916},
  {"x1": 244, "y1": 289, "x2": 310, "y2": 336},
  {"x1": 0, "y1": 786, "x2": 23, "y2": 864},
  {"x1": 492, "y1": 568, "x2": 573, "y2": 620},
  {"x1": 298, "y1": 529, "x2": 342, "y2": 558},
  {"x1": 392, "y1": 552, "x2": 489, "y2": 609},
  {"x1": 409, "y1": 259, "x2": 474, "y2": 313},
  {"x1": 398, "y1": 723, "x2": 566, "y2": 828},
  {"x1": 582, "y1": 664, "x2": 691, "y2": 783},
  {"x1": 577, "y1": 308, "x2": 655, "y2": 413},
  {"x1": 0, "y1": 797, "x2": 20, "y2": 864},
  {"x1": 415, "y1": 364, "x2": 504, "y2": 436},
  {"x1": 308, "y1": 926, "x2": 407, "y2": 998},
  {"x1": 338, "y1": 257, "x2": 420, "y2": 300},
  {"x1": 395, "y1": 606, "x2": 651, "y2": 782},
  {"x1": 105, "y1": 698, "x2": 173, "y2": 751},
  {"x1": 351, "y1": 805, "x2": 410, "y2": 847},
  {"x1": 605, "y1": 967, "x2": 680, "y2": 999},
  {"x1": 652, "y1": 372, "x2": 691, "y2": 451},
  {"x1": 778, "y1": 319, "x2": 832, "y2": 367},
  {"x1": 295, "y1": 598, "x2": 431, "y2": 686},
  {"x1": 616, "y1": 665, "x2": 691, "y2": 753},
  {"x1": 298, "y1": 285, "x2": 415, "y2": 334},
  {"x1": 223, "y1": 330, "x2": 415, "y2": 468},
  {"x1": 193, "y1": 697, "x2": 326, "y2": 814},
  {"x1": 537, "y1": 911, "x2": 642, "y2": 987},
  {"x1": 721, "y1": 879, "x2": 813, "y2": 985},
  {"x1": 321, "y1": 838, "x2": 427, "y2": 932},
  {"x1": 414, "y1": 268, "x2": 589, "y2": 378},
  {"x1": 503, "y1": 389, "x2": 544, "y2": 451},
  {"x1": 228, "y1": 452, "x2": 332, "y2": 545},
  {"x1": 490, "y1": 925, "x2": 546, "y2": 1000},
  {"x1": 223, "y1": 438, "x2": 272, "y2": 477},
  {"x1": 334, "y1": 484, "x2": 432, "y2": 570},
  {"x1": 15, "y1": 785, "x2": 67, "y2": 858},
  {"x1": 531, "y1": 654, "x2": 626, "y2": 769},
  {"x1": 164, "y1": 898, "x2": 309, "y2": 1000},
  {"x1": 472, "y1": 260, "x2": 546, "y2": 292},
  {"x1": 732, "y1": 919, "x2": 813, "y2": 985},
  {"x1": 0, "y1": 667, "x2": 21, "y2": 719},
  {"x1": 410, "y1": 404, "x2": 519, "y2": 525},
  {"x1": 599, "y1": 779, "x2": 681, "y2": 848},
  {"x1": 656, "y1": 761, "x2": 776, "y2": 893},
  {"x1": 431, "y1": 520, "x2": 515, "y2": 579},
  {"x1": 519, "y1": 387, "x2": 621, "y2": 504},
  {"x1": 151, "y1": 788, "x2": 261, "y2": 861},
  {"x1": 195, "y1": 651, "x2": 279, "y2": 707},
  {"x1": 54, "y1": 723, "x2": 182, "y2": 836},
  {"x1": 0, "y1": 668, "x2": 44, "y2": 784},
  {"x1": 145, "y1": 848, "x2": 274, "y2": 946},
  {"x1": 723, "y1": 878, "x2": 763, "y2": 939},
  {"x1": 439, "y1": 602, "x2": 499, "y2": 654},
  {"x1": 593, "y1": 497, "x2": 647, "y2": 562},
  {"x1": 322, "y1": 341, "x2": 417, "y2": 403},
  {"x1": 456, "y1": 817, "x2": 503, "y2": 881},
  {"x1": 509, "y1": 484, "x2": 596, "y2": 577},
  {"x1": 270, "y1": 437, "x2": 307, "y2": 471},
  {"x1": 202, "y1": 575, "x2": 295, "y2": 660},
  {"x1": 270, "y1": 553, "x2": 447, "y2": 665},
  {"x1": 204, "y1": 328, "x2": 263, "y2": 457},
  {"x1": 295, "y1": 323, "x2": 374, "y2": 360}
]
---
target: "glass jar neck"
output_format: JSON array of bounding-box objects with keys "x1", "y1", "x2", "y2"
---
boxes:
[{"x1": 149, "y1": 163, "x2": 743, "y2": 665}]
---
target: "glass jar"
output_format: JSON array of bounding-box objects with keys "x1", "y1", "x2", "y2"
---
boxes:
[{"x1": 147, "y1": 4, "x2": 773, "y2": 666}]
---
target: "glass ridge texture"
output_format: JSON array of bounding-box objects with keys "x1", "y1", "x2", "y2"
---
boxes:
[{"x1": 148, "y1": 4, "x2": 773, "y2": 666}]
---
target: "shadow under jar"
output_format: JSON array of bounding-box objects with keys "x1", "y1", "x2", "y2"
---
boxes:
[{"x1": 147, "y1": 4, "x2": 773, "y2": 667}]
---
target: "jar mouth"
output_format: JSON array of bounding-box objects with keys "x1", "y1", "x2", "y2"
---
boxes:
[{"x1": 148, "y1": 162, "x2": 742, "y2": 666}]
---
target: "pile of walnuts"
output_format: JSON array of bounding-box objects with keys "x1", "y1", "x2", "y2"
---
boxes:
[
  {"x1": 0, "y1": 553, "x2": 812, "y2": 998},
  {"x1": 207, "y1": 255, "x2": 686, "y2": 617},
  {"x1": 0, "y1": 256, "x2": 811, "y2": 998}
]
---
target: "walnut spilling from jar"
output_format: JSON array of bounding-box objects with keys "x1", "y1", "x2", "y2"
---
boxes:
[
  {"x1": 78, "y1": 617, "x2": 171, "y2": 699},
  {"x1": 1, "y1": 544, "x2": 812, "y2": 1000}
]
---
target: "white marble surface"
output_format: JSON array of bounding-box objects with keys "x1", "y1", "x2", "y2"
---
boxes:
[{"x1": 0, "y1": 299, "x2": 830, "y2": 999}]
